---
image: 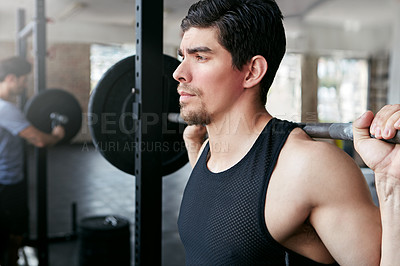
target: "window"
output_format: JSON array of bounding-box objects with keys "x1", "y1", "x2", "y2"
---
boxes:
[
  {"x1": 318, "y1": 57, "x2": 368, "y2": 123},
  {"x1": 266, "y1": 53, "x2": 302, "y2": 122},
  {"x1": 90, "y1": 44, "x2": 135, "y2": 91}
]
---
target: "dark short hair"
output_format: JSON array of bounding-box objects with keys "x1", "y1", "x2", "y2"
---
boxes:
[
  {"x1": 181, "y1": 0, "x2": 286, "y2": 105},
  {"x1": 0, "y1": 56, "x2": 32, "y2": 82}
]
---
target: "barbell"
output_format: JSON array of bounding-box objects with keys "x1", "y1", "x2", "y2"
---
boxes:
[
  {"x1": 168, "y1": 113, "x2": 400, "y2": 144},
  {"x1": 88, "y1": 54, "x2": 400, "y2": 176}
]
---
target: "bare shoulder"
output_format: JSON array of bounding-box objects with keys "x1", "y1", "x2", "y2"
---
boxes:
[
  {"x1": 277, "y1": 127, "x2": 371, "y2": 204},
  {"x1": 281, "y1": 127, "x2": 364, "y2": 180}
]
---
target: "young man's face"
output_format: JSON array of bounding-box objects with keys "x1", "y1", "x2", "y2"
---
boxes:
[
  {"x1": 173, "y1": 27, "x2": 247, "y2": 125},
  {"x1": 7, "y1": 74, "x2": 27, "y2": 95}
]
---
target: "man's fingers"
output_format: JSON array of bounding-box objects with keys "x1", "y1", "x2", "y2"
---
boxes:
[
  {"x1": 353, "y1": 111, "x2": 374, "y2": 143},
  {"x1": 370, "y1": 104, "x2": 400, "y2": 139},
  {"x1": 381, "y1": 110, "x2": 400, "y2": 139}
]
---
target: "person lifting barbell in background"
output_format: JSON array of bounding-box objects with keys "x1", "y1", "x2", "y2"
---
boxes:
[
  {"x1": 176, "y1": 0, "x2": 400, "y2": 265},
  {"x1": 0, "y1": 56, "x2": 65, "y2": 266}
]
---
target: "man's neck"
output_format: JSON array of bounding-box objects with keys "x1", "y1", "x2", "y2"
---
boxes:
[{"x1": 205, "y1": 105, "x2": 272, "y2": 173}]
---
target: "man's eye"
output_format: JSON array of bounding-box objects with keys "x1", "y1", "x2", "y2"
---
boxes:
[{"x1": 196, "y1": 55, "x2": 206, "y2": 61}]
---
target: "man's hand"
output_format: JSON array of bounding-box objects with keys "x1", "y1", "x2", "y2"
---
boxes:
[
  {"x1": 51, "y1": 125, "x2": 65, "y2": 141},
  {"x1": 183, "y1": 125, "x2": 207, "y2": 168},
  {"x1": 183, "y1": 124, "x2": 207, "y2": 144},
  {"x1": 354, "y1": 105, "x2": 400, "y2": 265},
  {"x1": 353, "y1": 105, "x2": 400, "y2": 178}
]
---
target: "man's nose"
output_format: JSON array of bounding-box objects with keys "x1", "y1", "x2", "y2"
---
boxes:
[{"x1": 173, "y1": 61, "x2": 191, "y2": 83}]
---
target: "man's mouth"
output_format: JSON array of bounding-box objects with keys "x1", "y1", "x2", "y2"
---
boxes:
[{"x1": 178, "y1": 89, "x2": 196, "y2": 102}]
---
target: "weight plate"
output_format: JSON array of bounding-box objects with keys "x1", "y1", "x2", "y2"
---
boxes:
[
  {"x1": 88, "y1": 54, "x2": 188, "y2": 176},
  {"x1": 24, "y1": 88, "x2": 83, "y2": 144}
]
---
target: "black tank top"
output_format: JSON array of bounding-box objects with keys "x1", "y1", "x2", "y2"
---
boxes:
[{"x1": 178, "y1": 118, "x2": 339, "y2": 265}]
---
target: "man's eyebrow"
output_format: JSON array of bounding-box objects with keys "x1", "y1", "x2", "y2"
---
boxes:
[{"x1": 178, "y1": 46, "x2": 213, "y2": 56}]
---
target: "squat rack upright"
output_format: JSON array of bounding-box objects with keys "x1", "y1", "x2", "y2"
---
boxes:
[
  {"x1": 16, "y1": 0, "x2": 50, "y2": 265},
  {"x1": 16, "y1": 0, "x2": 167, "y2": 265},
  {"x1": 134, "y1": 0, "x2": 164, "y2": 264}
]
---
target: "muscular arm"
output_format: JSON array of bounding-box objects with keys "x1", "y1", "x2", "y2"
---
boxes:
[
  {"x1": 306, "y1": 143, "x2": 381, "y2": 265},
  {"x1": 308, "y1": 106, "x2": 400, "y2": 265},
  {"x1": 268, "y1": 131, "x2": 381, "y2": 265},
  {"x1": 19, "y1": 125, "x2": 65, "y2": 147},
  {"x1": 375, "y1": 175, "x2": 400, "y2": 266}
]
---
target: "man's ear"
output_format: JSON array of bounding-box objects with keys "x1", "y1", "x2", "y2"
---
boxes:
[{"x1": 243, "y1": 55, "x2": 268, "y2": 89}]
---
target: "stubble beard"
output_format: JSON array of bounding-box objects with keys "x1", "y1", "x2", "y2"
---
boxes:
[
  {"x1": 178, "y1": 84, "x2": 211, "y2": 126},
  {"x1": 180, "y1": 101, "x2": 211, "y2": 126}
]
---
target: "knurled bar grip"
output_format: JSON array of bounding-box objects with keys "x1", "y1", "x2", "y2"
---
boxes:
[
  {"x1": 167, "y1": 113, "x2": 400, "y2": 144},
  {"x1": 299, "y1": 123, "x2": 400, "y2": 144},
  {"x1": 299, "y1": 123, "x2": 353, "y2": 140}
]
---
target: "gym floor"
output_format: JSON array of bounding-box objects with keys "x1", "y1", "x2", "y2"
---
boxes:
[{"x1": 25, "y1": 143, "x2": 190, "y2": 266}]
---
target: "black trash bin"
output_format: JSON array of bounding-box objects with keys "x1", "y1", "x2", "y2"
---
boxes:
[{"x1": 78, "y1": 215, "x2": 131, "y2": 266}]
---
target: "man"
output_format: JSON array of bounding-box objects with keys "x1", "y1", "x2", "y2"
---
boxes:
[
  {"x1": 174, "y1": 0, "x2": 400, "y2": 265},
  {"x1": 0, "y1": 56, "x2": 65, "y2": 266}
]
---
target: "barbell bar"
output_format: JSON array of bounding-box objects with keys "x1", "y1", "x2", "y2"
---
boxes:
[{"x1": 167, "y1": 113, "x2": 400, "y2": 144}]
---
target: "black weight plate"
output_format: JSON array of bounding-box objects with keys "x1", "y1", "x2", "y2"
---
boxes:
[
  {"x1": 88, "y1": 54, "x2": 188, "y2": 176},
  {"x1": 24, "y1": 88, "x2": 83, "y2": 144}
]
